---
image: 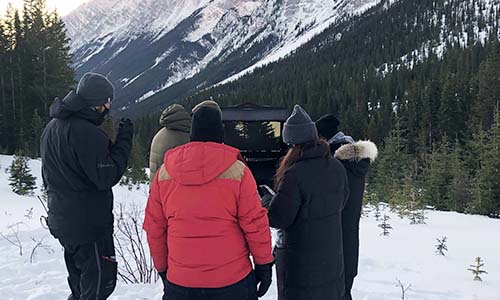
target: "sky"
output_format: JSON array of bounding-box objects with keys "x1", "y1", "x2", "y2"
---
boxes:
[{"x1": 0, "y1": 0, "x2": 88, "y2": 17}]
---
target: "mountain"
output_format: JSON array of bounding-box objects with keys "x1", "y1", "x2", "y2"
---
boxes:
[
  {"x1": 64, "y1": 0, "x2": 380, "y2": 115},
  {"x1": 185, "y1": 0, "x2": 500, "y2": 139}
]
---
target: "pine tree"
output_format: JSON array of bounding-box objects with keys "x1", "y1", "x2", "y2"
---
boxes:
[
  {"x1": 29, "y1": 108, "x2": 44, "y2": 158},
  {"x1": 8, "y1": 152, "x2": 36, "y2": 195},
  {"x1": 370, "y1": 117, "x2": 411, "y2": 204},
  {"x1": 439, "y1": 74, "x2": 465, "y2": 140},
  {"x1": 424, "y1": 139, "x2": 453, "y2": 210},
  {"x1": 469, "y1": 104, "x2": 500, "y2": 217},
  {"x1": 468, "y1": 257, "x2": 488, "y2": 281},
  {"x1": 100, "y1": 118, "x2": 115, "y2": 140},
  {"x1": 121, "y1": 137, "x2": 148, "y2": 189},
  {"x1": 435, "y1": 237, "x2": 448, "y2": 256},
  {"x1": 447, "y1": 140, "x2": 472, "y2": 213},
  {"x1": 473, "y1": 43, "x2": 500, "y2": 129},
  {"x1": 388, "y1": 174, "x2": 426, "y2": 221},
  {"x1": 378, "y1": 214, "x2": 393, "y2": 236},
  {"x1": 0, "y1": 1, "x2": 73, "y2": 153}
]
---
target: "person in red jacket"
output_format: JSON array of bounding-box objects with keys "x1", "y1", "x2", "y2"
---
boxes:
[{"x1": 143, "y1": 104, "x2": 274, "y2": 300}]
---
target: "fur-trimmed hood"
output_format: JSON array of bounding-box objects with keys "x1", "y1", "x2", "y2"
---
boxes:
[{"x1": 334, "y1": 140, "x2": 378, "y2": 162}]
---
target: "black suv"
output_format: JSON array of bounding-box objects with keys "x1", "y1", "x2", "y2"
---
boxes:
[{"x1": 221, "y1": 103, "x2": 290, "y2": 186}]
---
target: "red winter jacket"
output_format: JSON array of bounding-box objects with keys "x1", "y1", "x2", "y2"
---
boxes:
[{"x1": 143, "y1": 142, "x2": 273, "y2": 288}]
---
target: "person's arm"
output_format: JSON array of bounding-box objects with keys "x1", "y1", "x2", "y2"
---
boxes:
[
  {"x1": 237, "y1": 167, "x2": 274, "y2": 298},
  {"x1": 267, "y1": 171, "x2": 302, "y2": 229},
  {"x1": 74, "y1": 119, "x2": 133, "y2": 190},
  {"x1": 343, "y1": 166, "x2": 350, "y2": 209},
  {"x1": 237, "y1": 168, "x2": 274, "y2": 265},
  {"x1": 149, "y1": 131, "x2": 164, "y2": 181},
  {"x1": 143, "y1": 171, "x2": 168, "y2": 272},
  {"x1": 149, "y1": 141, "x2": 158, "y2": 181}
]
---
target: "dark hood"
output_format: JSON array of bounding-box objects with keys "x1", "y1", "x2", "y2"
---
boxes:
[{"x1": 49, "y1": 96, "x2": 106, "y2": 126}]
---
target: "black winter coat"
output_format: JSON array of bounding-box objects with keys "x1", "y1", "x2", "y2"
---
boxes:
[
  {"x1": 41, "y1": 98, "x2": 132, "y2": 245},
  {"x1": 268, "y1": 143, "x2": 349, "y2": 300},
  {"x1": 333, "y1": 141, "x2": 377, "y2": 290}
]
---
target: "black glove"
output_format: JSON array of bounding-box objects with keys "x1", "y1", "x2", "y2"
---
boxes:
[
  {"x1": 255, "y1": 262, "x2": 273, "y2": 297},
  {"x1": 258, "y1": 185, "x2": 274, "y2": 209},
  {"x1": 158, "y1": 271, "x2": 167, "y2": 288},
  {"x1": 158, "y1": 271, "x2": 167, "y2": 280},
  {"x1": 117, "y1": 118, "x2": 134, "y2": 138}
]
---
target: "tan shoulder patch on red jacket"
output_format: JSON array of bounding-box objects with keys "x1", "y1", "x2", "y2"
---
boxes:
[
  {"x1": 218, "y1": 160, "x2": 246, "y2": 181},
  {"x1": 158, "y1": 164, "x2": 172, "y2": 181}
]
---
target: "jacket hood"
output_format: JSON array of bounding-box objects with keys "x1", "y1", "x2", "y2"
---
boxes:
[
  {"x1": 299, "y1": 142, "x2": 330, "y2": 161},
  {"x1": 159, "y1": 104, "x2": 191, "y2": 132},
  {"x1": 49, "y1": 97, "x2": 75, "y2": 120},
  {"x1": 334, "y1": 140, "x2": 378, "y2": 162},
  {"x1": 328, "y1": 131, "x2": 355, "y2": 145},
  {"x1": 165, "y1": 142, "x2": 239, "y2": 186},
  {"x1": 49, "y1": 97, "x2": 106, "y2": 126}
]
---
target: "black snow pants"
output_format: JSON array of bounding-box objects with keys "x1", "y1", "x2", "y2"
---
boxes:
[
  {"x1": 161, "y1": 271, "x2": 258, "y2": 300},
  {"x1": 344, "y1": 277, "x2": 354, "y2": 300},
  {"x1": 61, "y1": 235, "x2": 117, "y2": 300}
]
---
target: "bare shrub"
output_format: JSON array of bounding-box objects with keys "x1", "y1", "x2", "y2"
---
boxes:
[
  {"x1": 0, "y1": 222, "x2": 24, "y2": 256},
  {"x1": 114, "y1": 203, "x2": 156, "y2": 284},
  {"x1": 29, "y1": 236, "x2": 54, "y2": 263}
]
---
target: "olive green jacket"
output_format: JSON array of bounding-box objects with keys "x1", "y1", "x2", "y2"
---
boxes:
[{"x1": 149, "y1": 105, "x2": 191, "y2": 179}]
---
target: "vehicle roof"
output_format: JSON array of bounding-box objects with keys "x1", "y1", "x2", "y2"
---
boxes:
[{"x1": 221, "y1": 103, "x2": 290, "y2": 121}]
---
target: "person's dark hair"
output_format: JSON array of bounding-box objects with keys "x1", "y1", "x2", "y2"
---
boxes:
[{"x1": 274, "y1": 139, "x2": 330, "y2": 190}]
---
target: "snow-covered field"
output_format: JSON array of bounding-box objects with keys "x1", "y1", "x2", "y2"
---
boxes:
[{"x1": 0, "y1": 155, "x2": 499, "y2": 300}]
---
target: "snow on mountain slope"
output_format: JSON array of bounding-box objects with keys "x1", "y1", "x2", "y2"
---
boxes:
[
  {"x1": 218, "y1": 0, "x2": 381, "y2": 85},
  {"x1": 63, "y1": 0, "x2": 381, "y2": 115},
  {"x1": 65, "y1": 0, "x2": 209, "y2": 50},
  {"x1": 375, "y1": 0, "x2": 500, "y2": 77},
  {"x1": 1, "y1": 154, "x2": 500, "y2": 300}
]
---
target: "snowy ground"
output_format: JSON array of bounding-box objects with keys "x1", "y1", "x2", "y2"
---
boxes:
[{"x1": 0, "y1": 154, "x2": 499, "y2": 300}]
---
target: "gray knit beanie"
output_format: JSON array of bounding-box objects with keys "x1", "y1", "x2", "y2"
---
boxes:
[
  {"x1": 63, "y1": 72, "x2": 114, "y2": 111},
  {"x1": 282, "y1": 105, "x2": 318, "y2": 145}
]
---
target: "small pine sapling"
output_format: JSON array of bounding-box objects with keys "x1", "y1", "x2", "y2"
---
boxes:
[
  {"x1": 24, "y1": 208, "x2": 34, "y2": 220},
  {"x1": 468, "y1": 257, "x2": 488, "y2": 281},
  {"x1": 435, "y1": 236, "x2": 448, "y2": 256},
  {"x1": 417, "y1": 209, "x2": 427, "y2": 224},
  {"x1": 409, "y1": 208, "x2": 427, "y2": 225},
  {"x1": 8, "y1": 153, "x2": 36, "y2": 195},
  {"x1": 374, "y1": 204, "x2": 382, "y2": 221},
  {"x1": 378, "y1": 214, "x2": 393, "y2": 236},
  {"x1": 361, "y1": 206, "x2": 370, "y2": 218}
]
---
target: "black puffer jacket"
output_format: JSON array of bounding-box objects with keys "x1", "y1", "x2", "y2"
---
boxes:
[
  {"x1": 41, "y1": 98, "x2": 133, "y2": 244},
  {"x1": 268, "y1": 142, "x2": 349, "y2": 300},
  {"x1": 334, "y1": 140, "x2": 377, "y2": 293}
]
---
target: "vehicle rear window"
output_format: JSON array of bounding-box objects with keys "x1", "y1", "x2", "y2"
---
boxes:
[{"x1": 224, "y1": 121, "x2": 282, "y2": 153}]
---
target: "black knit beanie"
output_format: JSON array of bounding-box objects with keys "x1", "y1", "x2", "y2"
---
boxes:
[
  {"x1": 190, "y1": 106, "x2": 225, "y2": 143},
  {"x1": 316, "y1": 114, "x2": 340, "y2": 139}
]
